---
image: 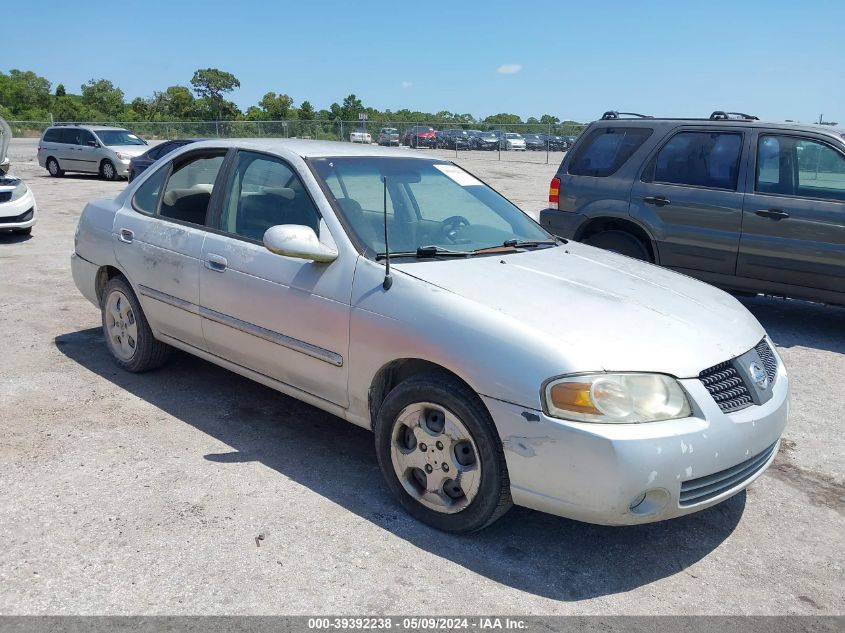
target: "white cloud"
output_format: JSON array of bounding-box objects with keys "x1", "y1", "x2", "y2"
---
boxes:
[
  {"x1": 496, "y1": 64, "x2": 522, "y2": 75},
  {"x1": 401, "y1": 80, "x2": 413, "y2": 89}
]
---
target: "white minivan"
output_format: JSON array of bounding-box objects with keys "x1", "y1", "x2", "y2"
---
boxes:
[{"x1": 37, "y1": 125, "x2": 148, "y2": 180}]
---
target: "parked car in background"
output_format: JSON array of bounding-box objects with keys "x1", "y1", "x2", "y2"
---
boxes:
[
  {"x1": 540, "y1": 110, "x2": 845, "y2": 306},
  {"x1": 437, "y1": 129, "x2": 471, "y2": 150},
  {"x1": 378, "y1": 127, "x2": 400, "y2": 146},
  {"x1": 0, "y1": 117, "x2": 37, "y2": 235},
  {"x1": 403, "y1": 126, "x2": 437, "y2": 148},
  {"x1": 350, "y1": 129, "x2": 372, "y2": 144},
  {"x1": 37, "y1": 125, "x2": 148, "y2": 180},
  {"x1": 501, "y1": 132, "x2": 526, "y2": 151},
  {"x1": 469, "y1": 131, "x2": 500, "y2": 151},
  {"x1": 128, "y1": 139, "x2": 205, "y2": 182},
  {"x1": 523, "y1": 134, "x2": 546, "y2": 151},
  {"x1": 71, "y1": 138, "x2": 788, "y2": 533}
]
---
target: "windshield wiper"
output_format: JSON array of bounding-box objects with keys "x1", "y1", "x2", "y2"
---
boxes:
[
  {"x1": 375, "y1": 245, "x2": 474, "y2": 261},
  {"x1": 471, "y1": 239, "x2": 562, "y2": 255}
]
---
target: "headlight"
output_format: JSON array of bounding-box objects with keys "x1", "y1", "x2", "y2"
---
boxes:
[
  {"x1": 116, "y1": 152, "x2": 130, "y2": 160},
  {"x1": 544, "y1": 373, "x2": 691, "y2": 423},
  {"x1": 10, "y1": 181, "x2": 28, "y2": 201}
]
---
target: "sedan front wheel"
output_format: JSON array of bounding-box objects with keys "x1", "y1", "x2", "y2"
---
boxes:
[{"x1": 375, "y1": 372, "x2": 512, "y2": 532}]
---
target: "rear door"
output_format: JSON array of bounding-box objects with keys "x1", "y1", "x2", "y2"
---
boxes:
[
  {"x1": 737, "y1": 130, "x2": 845, "y2": 294},
  {"x1": 113, "y1": 148, "x2": 229, "y2": 349},
  {"x1": 59, "y1": 128, "x2": 84, "y2": 171},
  {"x1": 629, "y1": 128, "x2": 747, "y2": 274}
]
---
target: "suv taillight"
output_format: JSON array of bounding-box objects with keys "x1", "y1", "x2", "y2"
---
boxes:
[{"x1": 548, "y1": 176, "x2": 560, "y2": 209}]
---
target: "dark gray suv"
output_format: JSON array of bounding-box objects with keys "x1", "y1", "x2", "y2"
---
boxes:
[{"x1": 540, "y1": 111, "x2": 845, "y2": 306}]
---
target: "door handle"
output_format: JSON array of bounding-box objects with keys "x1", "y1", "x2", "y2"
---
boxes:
[
  {"x1": 755, "y1": 209, "x2": 790, "y2": 220},
  {"x1": 643, "y1": 196, "x2": 671, "y2": 207},
  {"x1": 118, "y1": 228, "x2": 134, "y2": 244},
  {"x1": 205, "y1": 254, "x2": 228, "y2": 272}
]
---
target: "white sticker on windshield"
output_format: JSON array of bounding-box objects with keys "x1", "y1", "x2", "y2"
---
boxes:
[{"x1": 433, "y1": 164, "x2": 483, "y2": 187}]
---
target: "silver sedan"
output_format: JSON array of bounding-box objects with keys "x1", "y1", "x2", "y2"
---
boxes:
[{"x1": 71, "y1": 139, "x2": 789, "y2": 532}]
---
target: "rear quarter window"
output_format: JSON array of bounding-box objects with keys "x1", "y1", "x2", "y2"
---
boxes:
[
  {"x1": 568, "y1": 127, "x2": 653, "y2": 177},
  {"x1": 43, "y1": 129, "x2": 61, "y2": 143}
]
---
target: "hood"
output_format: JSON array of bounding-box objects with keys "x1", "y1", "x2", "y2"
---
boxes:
[
  {"x1": 393, "y1": 242, "x2": 765, "y2": 378},
  {"x1": 108, "y1": 144, "x2": 149, "y2": 157}
]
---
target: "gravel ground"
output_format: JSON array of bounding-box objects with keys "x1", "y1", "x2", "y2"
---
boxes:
[{"x1": 0, "y1": 138, "x2": 843, "y2": 615}]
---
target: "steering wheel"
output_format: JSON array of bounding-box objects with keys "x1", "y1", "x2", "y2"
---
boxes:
[{"x1": 434, "y1": 215, "x2": 471, "y2": 243}]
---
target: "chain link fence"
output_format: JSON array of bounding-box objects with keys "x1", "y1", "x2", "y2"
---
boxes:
[{"x1": 7, "y1": 119, "x2": 587, "y2": 165}]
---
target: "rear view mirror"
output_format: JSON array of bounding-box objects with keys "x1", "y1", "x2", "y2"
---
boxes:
[{"x1": 263, "y1": 225, "x2": 338, "y2": 263}]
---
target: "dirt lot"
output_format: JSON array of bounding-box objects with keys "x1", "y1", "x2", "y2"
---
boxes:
[{"x1": 1, "y1": 138, "x2": 843, "y2": 615}]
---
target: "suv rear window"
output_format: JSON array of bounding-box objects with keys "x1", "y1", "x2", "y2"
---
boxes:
[
  {"x1": 568, "y1": 127, "x2": 652, "y2": 177},
  {"x1": 43, "y1": 128, "x2": 61, "y2": 143}
]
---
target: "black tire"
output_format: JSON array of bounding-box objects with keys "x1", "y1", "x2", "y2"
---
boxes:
[
  {"x1": 374, "y1": 372, "x2": 512, "y2": 533},
  {"x1": 46, "y1": 157, "x2": 64, "y2": 177},
  {"x1": 584, "y1": 230, "x2": 651, "y2": 262},
  {"x1": 100, "y1": 159, "x2": 118, "y2": 181},
  {"x1": 101, "y1": 276, "x2": 171, "y2": 372}
]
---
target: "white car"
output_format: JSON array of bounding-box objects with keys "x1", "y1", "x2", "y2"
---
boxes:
[
  {"x1": 504, "y1": 133, "x2": 526, "y2": 151},
  {"x1": 0, "y1": 118, "x2": 37, "y2": 235},
  {"x1": 349, "y1": 129, "x2": 372, "y2": 144}
]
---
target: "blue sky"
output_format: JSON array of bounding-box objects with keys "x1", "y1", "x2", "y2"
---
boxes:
[{"x1": 6, "y1": 0, "x2": 844, "y2": 124}]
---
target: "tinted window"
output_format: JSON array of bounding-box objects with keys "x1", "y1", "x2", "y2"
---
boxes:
[
  {"x1": 221, "y1": 151, "x2": 320, "y2": 241},
  {"x1": 653, "y1": 131, "x2": 742, "y2": 190},
  {"x1": 79, "y1": 130, "x2": 96, "y2": 146},
  {"x1": 757, "y1": 135, "x2": 845, "y2": 202},
  {"x1": 568, "y1": 127, "x2": 652, "y2": 177},
  {"x1": 132, "y1": 165, "x2": 169, "y2": 215},
  {"x1": 43, "y1": 129, "x2": 61, "y2": 143},
  {"x1": 60, "y1": 128, "x2": 82, "y2": 145},
  {"x1": 95, "y1": 130, "x2": 146, "y2": 146},
  {"x1": 159, "y1": 153, "x2": 225, "y2": 225}
]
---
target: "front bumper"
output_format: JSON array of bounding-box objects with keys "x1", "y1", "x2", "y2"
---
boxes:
[
  {"x1": 0, "y1": 190, "x2": 38, "y2": 230},
  {"x1": 482, "y1": 355, "x2": 789, "y2": 525}
]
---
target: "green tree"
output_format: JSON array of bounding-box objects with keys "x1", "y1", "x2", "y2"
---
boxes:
[
  {"x1": 255, "y1": 92, "x2": 294, "y2": 120},
  {"x1": 484, "y1": 113, "x2": 523, "y2": 125},
  {"x1": 190, "y1": 68, "x2": 240, "y2": 120},
  {"x1": 0, "y1": 69, "x2": 52, "y2": 114},
  {"x1": 540, "y1": 114, "x2": 560, "y2": 125},
  {"x1": 81, "y1": 79, "x2": 125, "y2": 118},
  {"x1": 298, "y1": 100, "x2": 315, "y2": 120},
  {"x1": 55, "y1": 84, "x2": 66, "y2": 97}
]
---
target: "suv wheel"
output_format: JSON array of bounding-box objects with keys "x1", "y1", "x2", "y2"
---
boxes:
[
  {"x1": 46, "y1": 157, "x2": 64, "y2": 177},
  {"x1": 374, "y1": 372, "x2": 512, "y2": 533},
  {"x1": 101, "y1": 160, "x2": 118, "y2": 181},
  {"x1": 584, "y1": 230, "x2": 651, "y2": 262}
]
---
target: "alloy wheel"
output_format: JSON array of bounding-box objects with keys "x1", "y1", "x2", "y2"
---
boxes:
[{"x1": 104, "y1": 289, "x2": 138, "y2": 361}]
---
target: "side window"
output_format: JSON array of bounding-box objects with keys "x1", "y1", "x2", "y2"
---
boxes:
[
  {"x1": 159, "y1": 153, "x2": 225, "y2": 225},
  {"x1": 652, "y1": 131, "x2": 742, "y2": 190},
  {"x1": 43, "y1": 129, "x2": 61, "y2": 143},
  {"x1": 60, "y1": 128, "x2": 81, "y2": 145},
  {"x1": 132, "y1": 165, "x2": 169, "y2": 214},
  {"x1": 757, "y1": 135, "x2": 845, "y2": 202},
  {"x1": 221, "y1": 151, "x2": 321, "y2": 241},
  {"x1": 79, "y1": 130, "x2": 95, "y2": 146},
  {"x1": 568, "y1": 127, "x2": 653, "y2": 177}
]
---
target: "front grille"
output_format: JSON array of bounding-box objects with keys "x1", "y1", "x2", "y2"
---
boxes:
[
  {"x1": 0, "y1": 207, "x2": 33, "y2": 224},
  {"x1": 679, "y1": 442, "x2": 778, "y2": 506},
  {"x1": 699, "y1": 361, "x2": 753, "y2": 412},
  {"x1": 0, "y1": 192, "x2": 11, "y2": 203},
  {"x1": 755, "y1": 339, "x2": 778, "y2": 383}
]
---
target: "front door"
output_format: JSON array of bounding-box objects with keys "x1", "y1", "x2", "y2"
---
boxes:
[
  {"x1": 199, "y1": 150, "x2": 352, "y2": 407},
  {"x1": 737, "y1": 131, "x2": 845, "y2": 294},
  {"x1": 630, "y1": 128, "x2": 747, "y2": 275},
  {"x1": 113, "y1": 149, "x2": 228, "y2": 350}
]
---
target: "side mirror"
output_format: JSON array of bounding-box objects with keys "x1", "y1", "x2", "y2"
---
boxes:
[
  {"x1": 263, "y1": 224, "x2": 338, "y2": 263},
  {"x1": 88, "y1": 140, "x2": 98, "y2": 147}
]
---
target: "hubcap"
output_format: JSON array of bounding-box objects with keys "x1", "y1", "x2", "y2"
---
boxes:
[
  {"x1": 104, "y1": 163, "x2": 114, "y2": 179},
  {"x1": 390, "y1": 402, "x2": 481, "y2": 514},
  {"x1": 48, "y1": 160, "x2": 58, "y2": 175},
  {"x1": 104, "y1": 290, "x2": 138, "y2": 361}
]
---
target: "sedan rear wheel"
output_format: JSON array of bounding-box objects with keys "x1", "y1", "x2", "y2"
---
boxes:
[
  {"x1": 101, "y1": 276, "x2": 170, "y2": 372},
  {"x1": 375, "y1": 372, "x2": 512, "y2": 532}
]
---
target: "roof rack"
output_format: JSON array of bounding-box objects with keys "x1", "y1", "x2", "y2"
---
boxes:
[
  {"x1": 601, "y1": 111, "x2": 653, "y2": 120},
  {"x1": 709, "y1": 111, "x2": 759, "y2": 121}
]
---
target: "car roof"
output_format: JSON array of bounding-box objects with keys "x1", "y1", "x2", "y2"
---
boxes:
[
  {"x1": 186, "y1": 138, "x2": 428, "y2": 159},
  {"x1": 590, "y1": 117, "x2": 845, "y2": 140},
  {"x1": 49, "y1": 125, "x2": 130, "y2": 132}
]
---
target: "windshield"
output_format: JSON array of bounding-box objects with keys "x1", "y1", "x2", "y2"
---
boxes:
[
  {"x1": 506, "y1": 133, "x2": 522, "y2": 139},
  {"x1": 310, "y1": 157, "x2": 551, "y2": 257},
  {"x1": 95, "y1": 130, "x2": 146, "y2": 146}
]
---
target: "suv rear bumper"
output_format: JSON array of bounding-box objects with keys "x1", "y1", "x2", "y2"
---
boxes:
[{"x1": 539, "y1": 208, "x2": 589, "y2": 239}]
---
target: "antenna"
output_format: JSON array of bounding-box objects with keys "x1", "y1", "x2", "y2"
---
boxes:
[{"x1": 382, "y1": 175, "x2": 393, "y2": 290}]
